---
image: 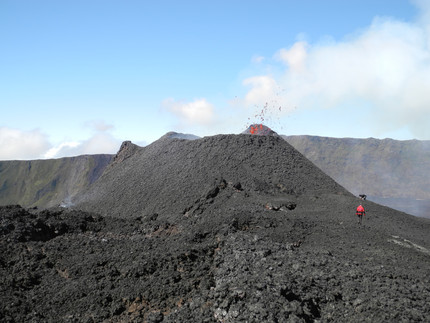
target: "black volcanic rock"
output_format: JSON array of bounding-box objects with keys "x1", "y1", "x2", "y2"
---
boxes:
[
  {"x1": 110, "y1": 140, "x2": 140, "y2": 166},
  {"x1": 1, "y1": 132, "x2": 430, "y2": 322},
  {"x1": 75, "y1": 134, "x2": 347, "y2": 218}
]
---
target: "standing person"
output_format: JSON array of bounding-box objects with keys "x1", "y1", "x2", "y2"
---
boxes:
[{"x1": 356, "y1": 204, "x2": 366, "y2": 225}]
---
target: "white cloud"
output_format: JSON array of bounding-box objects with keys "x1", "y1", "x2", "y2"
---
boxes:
[
  {"x1": 43, "y1": 141, "x2": 81, "y2": 159},
  {"x1": 43, "y1": 120, "x2": 121, "y2": 159},
  {"x1": 162, "y1": 98, "x2": 215, "y2": 126},
  {"x1": 78, "y1": 132, "x2": 121, "y2": 155},
  {"x1": 242, "y1": 3, "x2": 430, "y2": 139},
  {"x1": 0, "y1": 127, "x2": 51, "y2": 160},
  {"x1": 243, "y1": 76, "x2": 278, "y2": 107},
  {"x1": 44, "y1": 132, "x2": 121, "y2": 159},
  {"x1": 252, "y1": 55, "x2": 265, "y2": 63},
  {"x1": 277, "y1": 41, "x2": 308, "y2": 72},
  {"x1": 0, "y1": 122, "x2": 122, "y2": 160},
  {"x1": 85, "y1": 120, "x2": 115, "y2": 132}
]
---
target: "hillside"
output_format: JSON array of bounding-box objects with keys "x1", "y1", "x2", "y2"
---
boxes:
[
  {"x1": 74, "y1": 133, "x2": 347, "y2": 218},
  {"x1": 0, "y1": 154, "x2": 113, "y2": 208},
  {"x1": 284, "y1": 135, "x2": 430, "y2": 218},
  {"x1": 2, "y1": 130, "x2": 430, "y2": 322},
  {"x1": 1, "y1": 131, "x2": 429, "y2": 219}
]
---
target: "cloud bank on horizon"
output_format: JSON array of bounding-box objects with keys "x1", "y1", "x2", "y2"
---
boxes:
[
  {"x1": 1, "y1": 1, "x2": 430, "y2": 160},
  {"x1": 0, "y1": 121, "x2": 121, "y2": 161}
]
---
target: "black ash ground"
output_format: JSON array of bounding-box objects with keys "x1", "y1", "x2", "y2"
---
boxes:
[{"x1": 1, "y1": 131, "x2": 430, "y2": 322}]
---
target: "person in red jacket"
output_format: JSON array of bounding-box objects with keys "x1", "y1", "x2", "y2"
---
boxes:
[{"x1": 356, "y1": 204, "x2": 366, "y2": 225}]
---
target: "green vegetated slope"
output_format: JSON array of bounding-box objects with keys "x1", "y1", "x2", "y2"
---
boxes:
[
  {"x1": 283, "y1": 135, "x2": 430, "y2": 200},
  {"x1": 0, "y1": 154, "x2": 113, "y2": 208}
]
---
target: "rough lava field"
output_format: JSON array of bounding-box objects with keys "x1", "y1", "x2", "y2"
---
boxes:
[{"x1": 1, "y1": 126, "x2": 430, "y2": 322}]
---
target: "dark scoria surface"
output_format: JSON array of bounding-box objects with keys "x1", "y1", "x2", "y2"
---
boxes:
[
  {"x1": 2, "y1": 133, "x2": 430, "y2": 322},
  {"x1": 75, "y1": 134, "x2": 348, "y2": 219},
  {"x1": 2, "y1": 199, "x2": 430, "y2": 322}
]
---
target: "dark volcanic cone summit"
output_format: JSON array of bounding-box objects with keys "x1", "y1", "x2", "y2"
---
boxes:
[
  {"x1": 242, "y1": 123, "x2": 279, "y2": 136},
  {"x1": 75, "y1": 133, "x2": 349, "y2": 218}
]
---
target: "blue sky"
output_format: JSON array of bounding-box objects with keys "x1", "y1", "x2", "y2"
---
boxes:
[{"x1": 1, "y1": 0, "x2": 430, "y2": 160}]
